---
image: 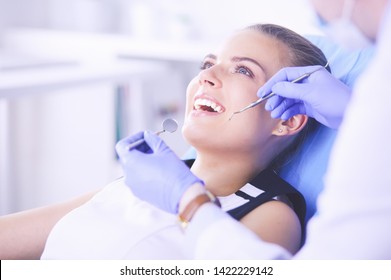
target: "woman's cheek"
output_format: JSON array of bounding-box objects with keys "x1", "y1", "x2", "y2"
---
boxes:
[
  {"x1": 186, "y1": 78, "x2": 199, "y2": 99},
  {"x1": 183, "y1": 79, "x2": 196, "y2": 111},
  {"x1": 186, "y1": 77, "x2": 199, "y2": 95}
]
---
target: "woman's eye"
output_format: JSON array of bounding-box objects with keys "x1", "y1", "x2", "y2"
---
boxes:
[
  {"x1": 234, "y1": 65, "x2": 254, "y2": 77},
  {"x1": 200, "y1": 61, "x2": 214, "y2": 70}
]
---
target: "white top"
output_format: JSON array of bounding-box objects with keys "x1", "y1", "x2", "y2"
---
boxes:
[
  {"x1": 41, "y1": 179, "x2": 184, "y2": 259},
  {"x1": 41, "y1": 179, "x2": 264, "y2": 259},
  {"x1": 185, "y1": 3, "x2": 391, "y2": 260}
]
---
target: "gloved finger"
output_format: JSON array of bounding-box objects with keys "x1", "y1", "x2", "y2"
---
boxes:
[
  {"x1": 270, "y1": 81, "x2": 311, "y2": 101},
  {"x1": 143, "y1": 131, "x2": 171, "y2": 154},
  {"x1": 270, "y1": 98, "x2": 298, "y2": 119},
  {"x1": 280, "y1": 104, "x2": 306, "y2": 120},
  {"x1": 265, "y1": 95, "x2": 284, "y2": 111},
  {"x1": 257, "y1": 65, "x2": 323, "y2": 98},
  {"x1": 115, "y1": 131, "x2": 145, "y2": 156}
]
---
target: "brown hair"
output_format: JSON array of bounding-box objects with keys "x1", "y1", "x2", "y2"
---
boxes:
[
  {"x1": 246, "y1": 23, "x2": 331, "y2": 170},
  {"x1": 246, "y1": 23, "x2": 330, "y2": 71}
]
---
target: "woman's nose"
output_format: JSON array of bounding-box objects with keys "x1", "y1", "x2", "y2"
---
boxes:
[
  {"x1": 198, "y1": 67, "x2": 222, "y2": 88},
  {"x1": 203, "y1": 79, "x2": 215, "y2": 86}
]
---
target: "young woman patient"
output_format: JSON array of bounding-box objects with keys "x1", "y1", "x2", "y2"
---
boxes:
[{"x1": 0, "y1": 24, "x2": 329, "y2": 259}]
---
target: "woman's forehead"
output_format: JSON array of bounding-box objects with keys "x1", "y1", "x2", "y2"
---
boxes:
[
  {"x1": 216, "y1": 30, "x2": 290, "y2": 76},
  {"x1": 222, "y1": 30, "x2": 287, "y2": 56}
]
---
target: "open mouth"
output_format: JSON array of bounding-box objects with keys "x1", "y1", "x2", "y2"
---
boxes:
[{"x1": 193, "y1": 98, "x2": 225, "y2": 113}]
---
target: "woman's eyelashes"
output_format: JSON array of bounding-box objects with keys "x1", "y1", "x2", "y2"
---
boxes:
[
  {"x1": 200, "y1": 60, "x2": 214, "y2": 70},
  {"x1": 200, "y1": 60, "x2": 254, "y2": 78},
  {"x1": 233, "y1": 65, "x2": 254, "y2": 78}
]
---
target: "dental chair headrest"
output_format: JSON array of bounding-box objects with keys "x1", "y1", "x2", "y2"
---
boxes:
[{"x1": 279, "y1": 35, "x2": 374, "y2": 222}]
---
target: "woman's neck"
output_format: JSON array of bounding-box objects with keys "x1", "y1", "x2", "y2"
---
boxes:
[{"x1": 190, "y1": 151, "x2": 270, "y2": 197}]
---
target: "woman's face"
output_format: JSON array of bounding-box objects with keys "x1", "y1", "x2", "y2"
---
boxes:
[{"x1": 182, "y1": 29, "x2": 291, "y2": 155}]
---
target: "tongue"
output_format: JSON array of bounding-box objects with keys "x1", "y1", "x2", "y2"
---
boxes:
[{"x1": 201, "y1": 105, "x2": 216, "y2": 112}]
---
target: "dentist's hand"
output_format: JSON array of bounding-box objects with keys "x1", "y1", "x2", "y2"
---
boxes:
[
  {"x1": 115, "y1": 131, "x2": 204, "y2": 213},
  {"x1": 257, "y1": 65, "x2": 351, "y2": 129}
]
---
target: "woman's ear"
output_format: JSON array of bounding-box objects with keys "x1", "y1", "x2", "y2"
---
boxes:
[{"x1": 272, "y1": 114, "x2": 308, "y2": 136}]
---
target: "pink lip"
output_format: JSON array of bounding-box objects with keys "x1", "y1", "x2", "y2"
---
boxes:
[{"x1": 193, "y1": 93, "x2": 226, "y2": 114}]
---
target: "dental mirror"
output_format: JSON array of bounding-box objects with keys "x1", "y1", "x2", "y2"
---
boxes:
[
  {"x1": 156, "y1": 118, "x2": 178, "y2": 135},
  {"x1": 127, "y1": 118, "x2": 178, "y2": 150}
]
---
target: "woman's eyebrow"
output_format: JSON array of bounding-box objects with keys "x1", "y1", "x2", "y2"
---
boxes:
[
  {"x1": 203, "y1": 54, "x2": 266, "y2": 74},
  {"x1": 203, "y1": 53, "x2": 217, "y2": 60},
  {"x1": 231, "y1": 56, "x2": 266, "y2": 73}
]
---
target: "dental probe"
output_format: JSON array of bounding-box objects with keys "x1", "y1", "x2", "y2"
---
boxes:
[
  {"x1": 126, "y1": 118, "x2": 178, "y2": 150},
  {"x1": 228, "y1": 64, "x2": 328, "y2": 121}
]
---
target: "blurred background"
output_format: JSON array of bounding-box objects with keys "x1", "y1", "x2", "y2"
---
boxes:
[{"x1": 0, "y1": 0, "x2": 321, "y2": 215}]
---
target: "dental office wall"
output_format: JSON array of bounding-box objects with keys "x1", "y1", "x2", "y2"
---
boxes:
[{"x1": 0, "y1": 0, "x2": 319, "y2": 215}]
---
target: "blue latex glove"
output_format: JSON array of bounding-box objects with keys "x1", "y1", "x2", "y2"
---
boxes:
[
  {"x1": 115, "y1": 131, "x2": 204, "y2": 214},
  {"x1": 257, "y1": 65, "x2": 351, "y2": 129}
]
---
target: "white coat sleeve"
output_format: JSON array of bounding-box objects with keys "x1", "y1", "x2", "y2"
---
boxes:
[{"x1": 294, "y1": 3, "x2": 391, "y2": 259}]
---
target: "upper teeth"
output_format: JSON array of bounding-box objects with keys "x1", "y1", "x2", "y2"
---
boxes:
[{"x1": 194, "y1": 98, "x2": 223, "y2": 113}]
